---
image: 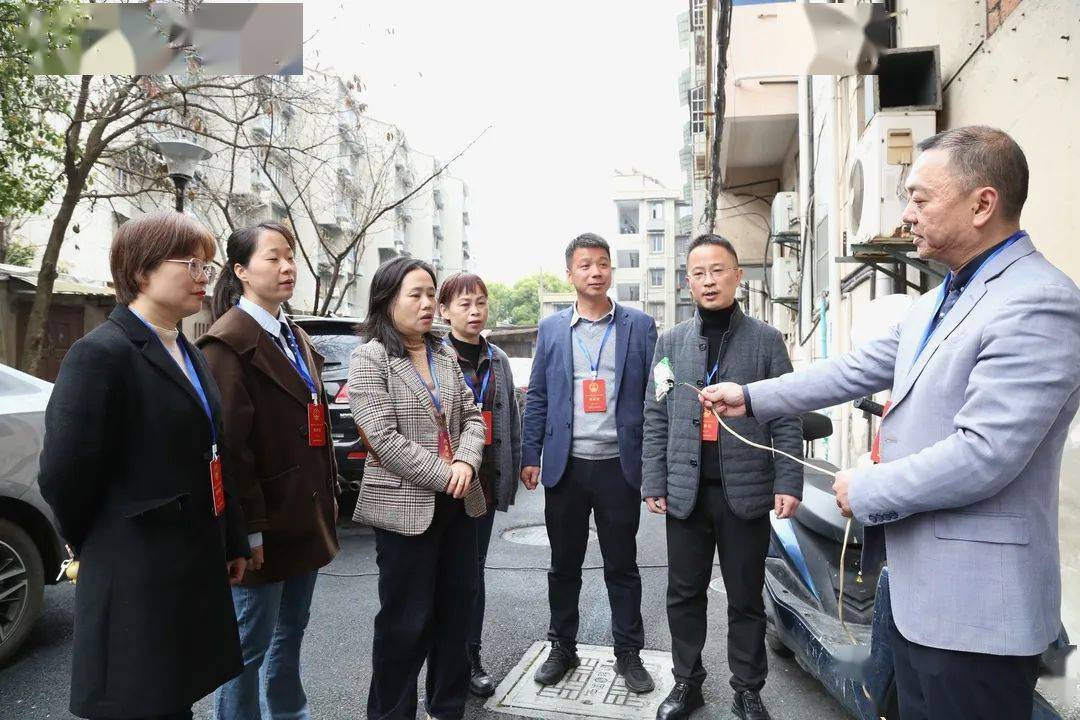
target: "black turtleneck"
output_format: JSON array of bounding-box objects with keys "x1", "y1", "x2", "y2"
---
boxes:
[
  {"x1": 449, "y1": 334, "x2": 483, "y2": 370},
  {"x1": 700, "y1": 302, "x2": 736, "y2": 483}
]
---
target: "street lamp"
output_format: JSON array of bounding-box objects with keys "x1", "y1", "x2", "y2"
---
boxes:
[{"x1": 155, "y1": 137, "x2": 212, "y2": 212}]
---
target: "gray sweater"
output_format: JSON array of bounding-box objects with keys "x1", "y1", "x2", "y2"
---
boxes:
[
  {"x1": 485, "y1": 342, "x2": 523, "y2": 511},
  {"x1": 641, "y1": 304, "x2": 803, "y2": 520}
]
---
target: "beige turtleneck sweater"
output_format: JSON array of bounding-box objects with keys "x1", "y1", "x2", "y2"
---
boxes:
[
  {"x1": 405, "y1": 338, "x2": 434, "y2": 390},
  {"x1": 151, "y1": 324, "x2": 191, "y2": 380}
]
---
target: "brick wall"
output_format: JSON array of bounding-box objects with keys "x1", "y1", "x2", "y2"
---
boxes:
[{"x1": 986, "y1": 0, "x2": 1023, "y2": 36}]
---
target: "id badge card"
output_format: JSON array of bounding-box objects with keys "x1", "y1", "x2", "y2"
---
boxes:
[
  {"x1": 582, "y1": 378, "x2": 607, "y2": 413},
  {"x1": 308, "y1": 398, "x2": 327, "y2": 447},
  {"x1": 481, "y1": 409, "x2": 494, "y2": 446},
  {"x1": 438, "y1": 429, "x2": 454, "y2": 463},
  {"x1": 209, "y1": 453, "x2": 225, "y2": 517},
  {"x1": 701, "y1": 408, "x2": 719, "y2": 442}
]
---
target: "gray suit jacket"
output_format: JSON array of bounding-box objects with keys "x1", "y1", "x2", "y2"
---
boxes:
[{"x1": 747, "y1": 235, "x2": 1080, "y2": 656}]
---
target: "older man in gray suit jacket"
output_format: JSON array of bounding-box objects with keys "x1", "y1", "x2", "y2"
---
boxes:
[{"x1": 703, "y1": 126, "x2": 1080, "y2": 719}]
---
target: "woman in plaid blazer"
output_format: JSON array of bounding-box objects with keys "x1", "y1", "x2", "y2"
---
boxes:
[{"x1": 347, "y1": 257, "x2": 487, "y2": 720}]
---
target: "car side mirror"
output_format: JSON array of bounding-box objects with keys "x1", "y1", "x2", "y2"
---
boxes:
[{"x1": 802, "y1": 412, "x2": 833, "y2": 442}]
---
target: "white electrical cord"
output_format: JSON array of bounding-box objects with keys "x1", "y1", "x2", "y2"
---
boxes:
[{"x1": 674, "y1": 382, "x2": 858, "y2": 644}]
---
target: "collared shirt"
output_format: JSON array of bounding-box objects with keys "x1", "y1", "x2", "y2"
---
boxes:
[
  {"x1": 931, "y1": 234, "x2": 1019, "y2": 332},
  {"x1": 235, "y1": 296, "x2": 295, "y2": 549},
  {"x1": 951, "y1": 237, "x2": 1013, "y2": 294},
  {"x1": 570, "y1": 298, "x2": 616, "y2": 327},
  {"x1": 237, "y1": 296, "x2": 297, "y2": 365},
  {"x1": 569, "y1": 299, "x2": 619, "y2": 460}
]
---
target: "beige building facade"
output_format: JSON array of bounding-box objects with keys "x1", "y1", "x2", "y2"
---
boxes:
[{"x1": 683, "y1": 0, "x2": 1080, "y2": 706}]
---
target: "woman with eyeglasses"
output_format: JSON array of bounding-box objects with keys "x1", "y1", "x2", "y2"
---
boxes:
[
  {"x1": 39, "y1": 211, "x2": 250, "y2": 720},
  {"x1": 197, "y1": 222, "x2": 339, "y2": 720}
]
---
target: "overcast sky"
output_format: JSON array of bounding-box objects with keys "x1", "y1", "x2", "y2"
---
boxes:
[{"x1": 304, "y1": 0, "x2": 687, "y2": 283}]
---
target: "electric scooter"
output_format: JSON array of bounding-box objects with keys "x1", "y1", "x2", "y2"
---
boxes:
[{"x1": 763, "y1": 400, "x2": 1071, "y2": 719}]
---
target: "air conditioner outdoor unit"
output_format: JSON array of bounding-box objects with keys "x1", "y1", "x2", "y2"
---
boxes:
[
  {"x1": 770, "y1": 255, "x2": 798, "y2": 302},
  {"x1": 770, "y1": 192, "x2": 799, "y2": 237},
  {"x1": 847, "y1": 110, "x2": 937, "y2": 245}
]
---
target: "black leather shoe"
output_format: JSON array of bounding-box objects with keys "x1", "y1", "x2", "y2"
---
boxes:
[
  {"x1": 732, "y1": 690, "x2": 772, "y2": 720},
  {"x1": 615, "y1": 650, "x2": 655, "y2": 693},
  {"x1": 533, "y1": 641, "x2": 580, "y2": 686},
  {"x1": 468, "y1": 644, "x2": 496, "y2": 698},
  {"x1": 656, "y1": 682, "x2": 704, "y2": 719}
]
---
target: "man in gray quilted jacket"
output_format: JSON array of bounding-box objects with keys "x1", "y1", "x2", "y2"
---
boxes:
[{"x1": 642, "y1": 234, "x2": 803, "y2": 720}]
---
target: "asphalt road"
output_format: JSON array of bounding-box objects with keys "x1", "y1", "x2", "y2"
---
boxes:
[{"x1": 1, "y1": 486, "x2": 855, "y2": 720}]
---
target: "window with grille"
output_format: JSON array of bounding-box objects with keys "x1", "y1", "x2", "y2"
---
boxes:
[
  {"x1": 691, "y1": 0, "x2": 705, "y2": 30},
  {"x1": 691, "y1": 85, "x2": 706, "y2": 134},
  {"x1": 650, "y1": 269, "x2": 665, "y2": 288}
]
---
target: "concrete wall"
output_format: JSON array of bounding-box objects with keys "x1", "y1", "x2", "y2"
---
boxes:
[{"x1": 896, "y1": 0, "x2": 1079, "y2": 280}]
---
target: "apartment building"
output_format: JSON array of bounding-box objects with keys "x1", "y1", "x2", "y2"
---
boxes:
[
  {"x1": 9, "y1": 70, "x2": 469, "y2": 330},
  {"x1": 611, "y1": 170, "x2": 692, "y2": 332}
]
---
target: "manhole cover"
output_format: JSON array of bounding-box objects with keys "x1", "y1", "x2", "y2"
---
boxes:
[
  {"x1": 502, "y1": 524, "x2": 598, "y2": 547},
  {"x1": 486, "y1": 641, "x2": 676, "y2": 719}
]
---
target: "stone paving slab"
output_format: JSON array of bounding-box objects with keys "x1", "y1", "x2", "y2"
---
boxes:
[{"x1": 486, "y1": 641, "x2": 676, "y2": 720}]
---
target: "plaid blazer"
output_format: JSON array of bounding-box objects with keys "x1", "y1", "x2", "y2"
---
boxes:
[{"x1": 348, "y1": 338, "x2": 487, "y2": 535}]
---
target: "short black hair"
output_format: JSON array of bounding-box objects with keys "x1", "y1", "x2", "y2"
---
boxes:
[
  {"x1": 361, "y1": 256, "x2": 440, "y2": 358},
  {"x1": 917, "y1": 125, "x2": 1029, "y2": 220},
  {"x1": 565, "y1": 233, "x2": 610, "y2": 268},
  {"x1": 686, "y1": 233, "x2": 739, "y2": 265}
]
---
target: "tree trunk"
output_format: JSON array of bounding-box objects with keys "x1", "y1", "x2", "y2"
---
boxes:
[{"x1": 18, "y1": 174, "x2": 84, "y2": 375}]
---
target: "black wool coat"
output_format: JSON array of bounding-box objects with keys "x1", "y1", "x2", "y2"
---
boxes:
[{"x1": 38, "y1": 304, "x2": 249, "y2": 719}]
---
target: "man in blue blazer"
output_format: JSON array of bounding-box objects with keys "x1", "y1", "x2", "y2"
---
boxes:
[{"x1": 522, "y1": 233, "x2": 658, "y2": 693}]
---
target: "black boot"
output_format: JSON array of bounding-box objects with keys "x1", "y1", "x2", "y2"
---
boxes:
[
  {"x1": 732, "y1": 690, "x2": 772, "y2": 720},
  {"x1": 615, "y1": 650, "x2": 655, "y2": 693},
  {"x1": 533, "y1": 641, "x2": 580, "y2": 686},
  {"x1": 656, "y1": 682, "x2": 705, "y2": 719},
  {"x1": 468, "y1": 644, "x2": 496, "y2": 698}
]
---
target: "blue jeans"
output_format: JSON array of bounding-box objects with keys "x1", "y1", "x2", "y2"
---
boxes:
[{"x1": 214, "y1": 570, "x2": 319, "y2": 720}]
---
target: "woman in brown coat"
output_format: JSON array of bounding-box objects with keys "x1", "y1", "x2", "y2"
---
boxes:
[{"x1": 196, "y1": 222, "x2": 339, "y2": 720}]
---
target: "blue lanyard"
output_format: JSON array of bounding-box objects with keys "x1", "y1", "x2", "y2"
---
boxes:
[
  {"x1": 447, "y1": 338, "x2": 493, "y2": 406},
  {"x1": 128, "y1": 307, "x2": 217, "y2": 453},
  {"x1": 705, "y1": 359, "x2": 720, "y2": 385},
  {"x1": 415, "y1": 345, "x2": 444, "y2": 415},
  {"x1": 180, "y1": 343, "x2": 218, "y2": 452},
  {"x1": 574, "y1": 319, "x2": 615, "y2": 379},
  {"x1": 277, "y1": 324, "x2": 318, "y2": 400},
  {"x1": 912, "y1": 231, "x2": 1025, "y2": 365}
]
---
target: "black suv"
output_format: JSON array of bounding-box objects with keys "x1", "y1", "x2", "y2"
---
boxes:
[{"x1": 291, "y1": 317, "x2": 367, "y2": 519}]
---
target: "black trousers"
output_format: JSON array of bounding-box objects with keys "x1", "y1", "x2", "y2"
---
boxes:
[
  {"x1": 889, "y1": 613, "x2": 1041, "y2": 720},
  {"x1": 368, "y1": 495, "x2": 479, "y2": 720},
  {"x1": 545, "y1": 456, "x2": 644, "y2": 653},
  {"x1": 666, "y1": 482, "x2": 770, "y2": 691},
  {"x1": 468, "y1": 506, "x2": 496, "y2": 648}
]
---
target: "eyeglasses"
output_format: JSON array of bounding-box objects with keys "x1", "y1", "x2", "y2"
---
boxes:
[
  {"x1": 689, "y1": 267, "x2": 738, "y2": 281},
  {"x1": 164, "y1": 257, "x2": 217, "y2": 282}
]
